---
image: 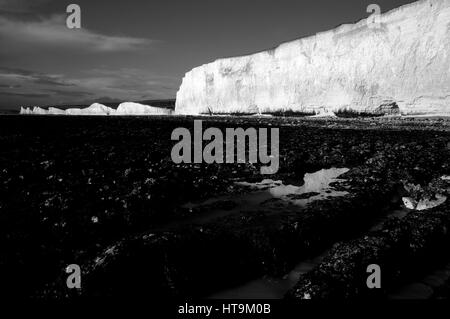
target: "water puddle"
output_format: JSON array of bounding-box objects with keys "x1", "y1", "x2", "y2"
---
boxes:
[
  {"x1": 181, "y1": 168, "x2": 350, "y2": 299},
  {"x1": 195, "y1": 169, "x2": 350, "y2": 299},
  {"x1": 184, "y1": 167, "x2": 350, "y2": 224},
  {"x1": 388, "y1": 262, "x2": 450, "y2": 300},
  {"x1": 236, "y1": 167, "x2": 349, "y2": 204},
  {"x1": 208, "y1": 251, "x2": 328, "y2": 299},
  {"x1": 369, "y1": 208, "x2": 410, "y2": 231}
]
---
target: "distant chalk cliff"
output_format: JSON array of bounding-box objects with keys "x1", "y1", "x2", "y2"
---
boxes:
[
  {"x1": 20, "y1": 102, "x2": 173, "y2": 116},
  {"x1": 175, "y1": 0, "x2": 450, "y2": 115}
]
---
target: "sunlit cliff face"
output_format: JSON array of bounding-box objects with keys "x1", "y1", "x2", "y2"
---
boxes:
[{"x1": 176, "y1": 0, "x2": 450, "y2": 116}]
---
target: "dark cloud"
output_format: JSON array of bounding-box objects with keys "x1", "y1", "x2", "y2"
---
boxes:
[
  {"x1": 45, "y1": 89, "x2": 93, "y2": 97},
  {"x1": 70, "y1": 67, "x2": 179, "y2": 101},
  {"x1": 0, "y1": 14, "x2": 157, "y2": 54},
  {"x1": 0, "y1": 65, "x2": 177, "y2": 108},
  {"x1": 0, "y1": 91, "x2": 50, "y2": 98},
  {"x1": 0, "y1": 83, "x2": 20, "y2": 88},
  {"x1": 0, "y1": 67, "x2": 37, "y2": 76},
  {"x1": 36, "y1": 78, "x2": 73, "y2": 87},
  {"x1": 80, "y1": 96, "x2": 121, "y2": 105},
  {"x1": 0, "y1": 66, "x2": 74, "y2": 87},
  {"x1": 0, "y1": 9, "x2": 37, "y2": 21},
  {"x1": 0, "y1": 0, "x2": 53, "y2": 13}
]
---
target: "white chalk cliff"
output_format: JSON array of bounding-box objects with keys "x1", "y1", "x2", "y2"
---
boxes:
[
  {"x1": 175, "y1": 0, "x2": 450, "y2": 115},
  {"x1": 63, "y1": 103, "x2": 116, "y2": 116},
  {"x1": 115, "y1": 102, "x2": 173, "y2": 115},
  {"x1": 20, "y1": 102, "x2": 173, "y2": 116}
]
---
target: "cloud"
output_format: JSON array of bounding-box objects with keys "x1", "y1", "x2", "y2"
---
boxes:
[
  {"x1": 0, "y1": 83, "x2": 20, "y2": 88},
  {"x1": 74, "y1": 68, "x2": 180, "y2": 99},
  {"x1": 45, "y1": 89, "x2": 93, "y2": 97},
  {"x1": 0, "y1": 91, "x2": 50, "y2": 98},
  {"x1": 0, "y1": 66, "x2": 179, "y2": 108},
  {"x1": 0, "y1": 0, "x2": 52, "y2": 13},
  {"x1": 0, "y1": 67, "x2": 78, "y2": 106},
  {"x1": 0, "y1": 67, "x2": 74, "y2": 86},
  {"x1": 0, "y1": 3, "x2": 168, "y2": 109},
  {"x1": 0, "y1": 14, "x2": 156, "y2": 53}
]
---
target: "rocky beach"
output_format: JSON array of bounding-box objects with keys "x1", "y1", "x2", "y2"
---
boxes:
[{"x1": 0, "y1": 115, "x2": 449, "y2": 299}]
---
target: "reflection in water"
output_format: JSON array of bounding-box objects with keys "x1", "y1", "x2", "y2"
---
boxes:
[
  {"x1": 209, "y1": 252, "x2": 328, "y2": 299},
  {"x1": 236, "y1": 167, "x2": 350, "y2": 206},
  {"x1": 199, "y1": 168, "x2": 350, "y2": 299},
  {"x1": 388, "y1": 261, "x2": 450, "y2": 299},
  {"x1": 184, "y1": 167, "x2": 351, "y2": 224}
]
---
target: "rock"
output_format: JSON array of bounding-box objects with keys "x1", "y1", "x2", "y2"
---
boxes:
[
  {"x1": 287, "y1": 203, "x2": 450, "y2": 300},
  {"x1": 310, "y1": 109, "x2": 337, "y2": 118},
  {"x1": 286, "y1": 192, "x2": 320, "y2": 200},
  {"x1": 175, "y1": 0, "x2": 450, "y2": 116},
  {"x1": 416, "y1": 195, "x2": 447, "y2": 211},
  {"x1": 402, "y1": 177, "x2": 448, "y2": 210},
  {"x1": 402, "y1": 197, "x2": 417, "y2": 209},
  {"x1": 374, "y1": 102, "x2": 400, "y2": 115}
]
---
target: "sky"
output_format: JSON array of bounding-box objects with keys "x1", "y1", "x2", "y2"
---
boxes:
[{"x1": 0, "y1": 0, "x2": 416, "y2": 110}]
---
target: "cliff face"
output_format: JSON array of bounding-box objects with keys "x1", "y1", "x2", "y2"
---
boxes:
[
  {"x1": 115, "y1": 102, "x2": 173, "y2": 115},
  {"x1": 175, "y1": 0, "x2": 450, "y2": 115},
  {"x1": 20, "y1": 102, "x2": 173, "y2": 116}
]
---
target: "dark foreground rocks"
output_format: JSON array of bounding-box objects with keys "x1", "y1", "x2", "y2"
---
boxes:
[
  {"x1": 286, "y1": 202, "x2": 450, "y2": 299},
  {"x1": 0, "y1": 115, "x2": 449, "y2": 299}
]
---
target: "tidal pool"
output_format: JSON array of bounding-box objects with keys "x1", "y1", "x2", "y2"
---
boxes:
[
  {"x1": 208, "y1": 252, "x2": 328, "y2": 299},
  {"x1": 184, "y1": 168, "x2": 351, "y2": 299},
  {"x1": 235, "y1": 167, "x2": 350, "y2": 206},
  {"x1": 183, "y1": 167, "x2": 351, "y2": 224}
]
